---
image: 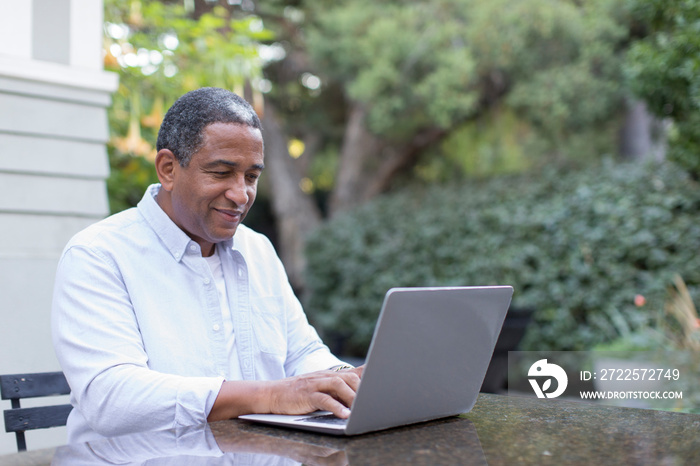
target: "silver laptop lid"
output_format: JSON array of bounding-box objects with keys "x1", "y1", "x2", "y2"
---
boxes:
[{"x1": 345, "y1": 286, "x2": 513, "y2": 435}]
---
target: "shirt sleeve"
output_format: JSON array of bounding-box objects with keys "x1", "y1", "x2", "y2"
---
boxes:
[{"x1": 51, "y1": 245, "x2": 224, "y2": 439}]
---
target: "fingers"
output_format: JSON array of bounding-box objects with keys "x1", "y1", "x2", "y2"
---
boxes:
[
  {"x1": 348, "y1": 364, "x2": 364, "y2": 379},
  {"x1": 267, "y1": 369, "x2": 363, "y2": 418},
  {"x1": 312, "y1": 393, "x2": 352, "y2": 419},
  {"x1": 315, "y1": 374, "x2": 358, "y2": 417},
  {"x1": 334, "y1": 368, "x2": 362, "y2": 393}
]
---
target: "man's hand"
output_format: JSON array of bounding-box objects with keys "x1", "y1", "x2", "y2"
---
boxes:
[
  {"x1": 266, "y1": 366, "x2": 363, "y2": 419},
  {"x1": 208, "y1": 366, "x2": 364, "y2": 422}
]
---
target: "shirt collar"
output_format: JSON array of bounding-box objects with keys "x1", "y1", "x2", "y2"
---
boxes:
[
  {"x1": 137, "y1": 184, "x2": 236, "y2": 260},
  {"x1": 137, "y1": 184, "x2": 196, "y2": 262}
]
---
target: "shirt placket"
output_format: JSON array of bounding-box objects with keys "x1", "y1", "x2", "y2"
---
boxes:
[
  {"x1": 186, "y1": 241, "x2": 229, "y2": 379},
  {"x1": 226, "y1": 249, "x2": 254, "y2": 380}
]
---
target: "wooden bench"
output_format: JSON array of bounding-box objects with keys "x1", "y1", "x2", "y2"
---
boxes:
[{"x1": 1, "y1": 372, "x2": 72, "y2": 451}]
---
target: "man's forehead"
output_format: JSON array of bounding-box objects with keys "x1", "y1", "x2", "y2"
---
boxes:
[{"x1": 201, "y1": 158, "x2": 265, "y2": 170}]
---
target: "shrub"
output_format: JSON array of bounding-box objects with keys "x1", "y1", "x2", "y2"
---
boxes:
[
  {"x1": 303, "y1": 160, "x2": 700, "y2": 354},
  {"x1": 624, "y1": 0, "x2": 700, "y2": 179}
]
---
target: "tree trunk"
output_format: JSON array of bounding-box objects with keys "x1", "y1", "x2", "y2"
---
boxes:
[
  {"x1": 329, "y1": 103, "x2": 447, "y2": 215},
  {"x1": 619, "y1": 97, "x2": 668, "y2": 162},
  {"x1": 365, "y1": 127, "x2": 447, "y2": 198},
  {"x1": 261, "y1": 102, "x2": 322, "y2": 291},
  {"x1": 263, "y1": 99, "x2": 447, "y2": 284},
  {"x1": 328, "y1": 103, "x2": 383, "y2": 215}
]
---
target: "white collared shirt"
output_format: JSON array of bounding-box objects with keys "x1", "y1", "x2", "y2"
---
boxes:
[
  {"x1": 52, "y1": 184, "x2": 343, "y2": 443},
  {"x1": 203, "y1": 246, "x2": 243, "y2": 381}
]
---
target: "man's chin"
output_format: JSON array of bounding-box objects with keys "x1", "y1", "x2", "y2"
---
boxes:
[
  {"x1": 208, "y1": 213, "x2": 247, "y2": 241},
  {"x1": 211, "y1": 225, "x2": 240, "y2": 242}
]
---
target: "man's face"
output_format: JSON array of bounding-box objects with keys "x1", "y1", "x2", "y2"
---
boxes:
[{"x1": 163, "y1": 122, "x2": 264, "y2": 255}]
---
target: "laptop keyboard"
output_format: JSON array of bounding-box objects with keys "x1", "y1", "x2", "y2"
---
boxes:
[{"x1": 297, "y1": 414, "x2": 348, "y2": 425}]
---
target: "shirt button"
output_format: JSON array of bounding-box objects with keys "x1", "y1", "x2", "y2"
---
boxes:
[
  {"x1": 203, "y1": 277, "x2": 211, "y2": 284},
  {"x1": 213, "y1": 324, "x2": 220, "y2": 331},
  {"x1": 189, "y1": 244, "x2": 197, "y2": 252}
]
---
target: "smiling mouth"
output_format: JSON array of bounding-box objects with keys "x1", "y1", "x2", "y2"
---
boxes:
[{"x1": 214, "y1": 208, "x2": 244, "y2": 222}]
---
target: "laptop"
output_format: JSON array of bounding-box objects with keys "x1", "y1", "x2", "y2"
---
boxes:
[{"x1": 240, "y1": 286, "x2": 513, "y2": 435}]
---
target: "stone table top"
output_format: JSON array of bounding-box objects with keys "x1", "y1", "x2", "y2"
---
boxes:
[{"x1": 2, "y1": 393, "x2": 699, "y2": 465}]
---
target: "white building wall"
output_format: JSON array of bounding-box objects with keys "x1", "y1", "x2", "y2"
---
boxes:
[
  {"x1": 70, "y1": 0, "x2": 105, "y2": 70},
  {"x1": 0, "y1": 1, "x2": 32, "y2": 59},
  {"x1": 0, "y1": 0, "x2": 117, "y2": 454}
]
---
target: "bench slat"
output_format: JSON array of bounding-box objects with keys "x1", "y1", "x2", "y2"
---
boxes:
[
  {"x1": 0, "y1": 372, "x2": 70, "y2": 400},
  {"x1": 4, "y1": 405, "x2": 73, "y2": 432}
]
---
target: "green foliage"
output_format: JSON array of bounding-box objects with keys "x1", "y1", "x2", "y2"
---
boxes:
[
  {"x1": 103, "y1": 0, "x2": 269, "y2": 213},
  {"x1": 595, "y1": 274, "x2": 700, "y2": 352},
  {"x1": 306, "y1": 0, "x2": 630, "y2": 160},
  {"x1": 624, "y1": 0, "x2": 700, "y2": 178},
  {"x1": 304, "y1": 161, "x2": 700, "y2": 354},
  {"x1": 414, "y1": 107, "x2": 536, "y2": 181},
  {"x1": 107, "y1": 152, "x2": 158, "y2": 213},
  {"x1": 508, "y1": 62, "x2": 623, "y2": 144},
  {"x1": 105, "y1": 0, "x2": 269, "y2": 96},
  {"x1": 308, "y1": 1, "x2": 479, "y2": 139}
]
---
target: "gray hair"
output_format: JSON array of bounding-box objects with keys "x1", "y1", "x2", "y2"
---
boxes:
[{"x1": 156, "y1": 87, "x2": 262, "y2": 166}]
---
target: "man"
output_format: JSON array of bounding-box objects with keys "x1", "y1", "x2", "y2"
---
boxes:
[{"x1": 52, "y1": 87, "x2": 362, "y2": 443}]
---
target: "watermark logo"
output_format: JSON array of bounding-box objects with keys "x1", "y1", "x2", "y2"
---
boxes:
[
  {"x1": 510, "y1": 352, "x2": 694, "y2": 412},
  {"x1": 528, "y1": 359, "x2": 568, "y2": 398}
]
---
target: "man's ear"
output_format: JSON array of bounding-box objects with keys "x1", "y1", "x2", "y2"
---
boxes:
[{"x1": 154, "y1": 149, "x2": 177, "y2": 191}]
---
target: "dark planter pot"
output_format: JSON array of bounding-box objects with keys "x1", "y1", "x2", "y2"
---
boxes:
[{"x1": 480, "y1": 306, "x2": 534, "y2": 393}]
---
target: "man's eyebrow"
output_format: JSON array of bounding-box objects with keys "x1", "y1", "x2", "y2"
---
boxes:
[{"x1": 202, "y1": 160, "x2": 265, "y2": 170}]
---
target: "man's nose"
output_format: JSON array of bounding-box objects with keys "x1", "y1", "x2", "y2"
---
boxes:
[{"x1": 225, "y1": 177, "x2": 249, "y2": 205}]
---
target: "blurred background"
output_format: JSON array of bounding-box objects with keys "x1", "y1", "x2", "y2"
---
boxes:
[
  {"x1": 102, "y1": 0, "x2": 700, "y2": 358},
  {"x1": 1, "y1": 0, "x2": 699, "y2": 452}
]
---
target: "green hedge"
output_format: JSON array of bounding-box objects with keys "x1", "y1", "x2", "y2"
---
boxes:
[{"x1": 303, "y1": 161, "x2": 700, "y2": 354}]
